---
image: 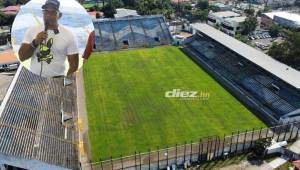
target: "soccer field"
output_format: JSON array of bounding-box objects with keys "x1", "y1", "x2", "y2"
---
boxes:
[{"x1": 83, "y1": 46, "x2": 265, "y2": 160}]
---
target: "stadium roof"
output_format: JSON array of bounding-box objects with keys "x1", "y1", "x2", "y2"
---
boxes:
[
  {"x1": 0, "y1": 67, "x2": 78, "y2": 169},
  {"x1": 191, "y1": 23, "x2": 300, "y2": 89}
]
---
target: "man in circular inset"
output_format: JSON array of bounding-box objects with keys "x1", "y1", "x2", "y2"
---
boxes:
[{"x1": 18, "y1": 0, "x2": 79, "y2": 77}]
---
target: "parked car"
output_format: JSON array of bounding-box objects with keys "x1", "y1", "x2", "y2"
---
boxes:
[{"x1": 1, "y1": 63, "x2": 19, "y2": 72}]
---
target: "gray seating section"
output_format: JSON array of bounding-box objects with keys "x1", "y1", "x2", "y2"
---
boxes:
[
  {"x1": 185, "y1": 34, "x2": 300, "y2": 122},
  {"x1": 0, "y1": 68, "x2": 78, "y2": 169},
  {"x1": 93, "y1": 15, "x2": 172, "y2": 51}
]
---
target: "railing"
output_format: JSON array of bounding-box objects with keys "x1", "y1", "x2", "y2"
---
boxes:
[{"x1": 82, "y1": 121, "x2": 300, "y2": 170}]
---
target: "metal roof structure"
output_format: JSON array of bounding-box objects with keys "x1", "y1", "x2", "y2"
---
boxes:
[
  {"x1": 264, "y1": 11, "x2": 300, "y2": 24},
  {"x1": 0, "y1": 67, "x2": 78, "y2": 169},
  {"x1": 191, "y1": 23, "x2": 300, "y2": 89}
]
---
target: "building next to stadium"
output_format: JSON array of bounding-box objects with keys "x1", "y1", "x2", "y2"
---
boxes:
[
  {"x1": 187, "y1": 23, "x2": 300, "y2": 125},
  {"x1": 207, "y1": 11, "x2": 241, "y2": 28},
  {"x1": 261, "y1": 11, "x2": 300, "y2": 29},
  {"x1": 220, "y1": 16, "x2": 247, "y2": 36}
]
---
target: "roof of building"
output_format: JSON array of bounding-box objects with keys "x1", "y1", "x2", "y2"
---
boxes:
[
  {"x1": 0, "y1": 5, "x2": 20, "y2": 15},
  {"x1": 191, "y1": 23, "x2": 300, "y2": 89},
  {"x1": 0, "y1": 67, "x2": 78, "y2": 169},
  {"x1": 211, "y1": 2, "x2": 229, "y2": 8},
  {"x1": 114, "y1": 8, "x2": 139, "y2": 18},
  {"x1": 209, "y1": 11, "x2": 240, "y2": 18},
  {"x1": 264, "y1": 11, "x2": 300, "y2": 24},
  {"x1": 88, "y1": 11, "x2": 103, "y2": 19},
  {"x1": 223, "y1": 16, "x2": 247, "y2": 23},
  {"x1": 171, "y1": 0, "x2": 191, "y2": 3},
  {"x1": 0, "y1": 49, "x2": 18, "y2": 64}
]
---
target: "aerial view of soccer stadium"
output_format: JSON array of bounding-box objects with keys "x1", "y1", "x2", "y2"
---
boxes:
[
  {"x1": 0, "y1": 0, "x2": 300, "y2": 170},
  {"x1": 84, "y1": 46, "x2": 265, "y2": 159}
]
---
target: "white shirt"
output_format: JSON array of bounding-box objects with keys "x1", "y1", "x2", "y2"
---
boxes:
[{"x1": 22, "y1": 25, "x2": 78, "y2": 77}]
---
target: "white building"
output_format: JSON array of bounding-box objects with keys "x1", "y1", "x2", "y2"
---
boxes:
[
  {"x1": 250, "y1": 0, "x2": 295, "y2": 7},
  {"x1": 114, "y1": 8, "x2": 139, "y2": 18},
  {"x1": 207, "y1": 11, "x2": 240, "y2": 27},
  {"x1": 262, "y1": 11, "x2": 300, "y2": 29},
  {"x1": 220, "y1": 16, "x2": 247, "y2": 36}
]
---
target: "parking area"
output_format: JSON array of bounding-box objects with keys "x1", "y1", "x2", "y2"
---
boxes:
[{"x1": 249, "y1": 31, "x2": 285, "y2": 53}]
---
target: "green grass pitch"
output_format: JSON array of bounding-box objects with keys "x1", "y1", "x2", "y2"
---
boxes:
[{"x1": 83, "y1": 46, "x2": 266, "y2": 160}]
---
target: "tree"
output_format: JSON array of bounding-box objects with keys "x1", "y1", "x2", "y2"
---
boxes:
[
  {"x1": 190, "y1": 9, "x2": 209, "y2": 22},
  {"x1": 249, "y1": 138, "x2": 271, "y2": 160},
  {"x1": 244, "y1": 7, "x2": 255, "y2": 16},
  {"x1": 256, "y1": 10, "x2": 262, "y2": 17},
  {"x1": 241, "y1": 17, "x2": 258, "y2": 35},
  {"x1": 111, "y1": 0, "x2": 124, "y2": 8},
  {"x1": 136, "y1": 0, "x2": 174, "y2": 18},
  {"x1": 101, "y1": 4, "x2": 116, "y2": 18},
  {"x1": 196, "y1": 0, "x2": 208, "y2": 10},
  {"x1": 0, "y1": 12, "x2": 15, "y2": 26},
  {"x1": 235, "y1": 33, "x2": 252, "y2": 45},
  {"x1": 122, "y1": 0, "x2": 136, "y2": 8},
  {"x1": 268, "y1": 31, "x2": 300, "y2": 70},
  {"x1": 3, "y1": 0, "x2": 15, "y2": 7},
  {"x1": 174, "y1": 3, "x2": 192, "y2": 18},
  {"x1": 208, "y1": 5, "x2": 220, "y2": 12},
  {"x1": 269, "y1": 24, "x2": 283, "y2": 37}
]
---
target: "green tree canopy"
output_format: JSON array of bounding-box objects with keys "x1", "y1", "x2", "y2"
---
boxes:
[
  {"x1": 101, "y1": 3, "x2": 116, "y2": 18},
  {"x1": 190, "y1": 9, "x2": 209, "y2": 22},
  {"x1": 196, "y1": 0, "x2": 209, "y2": 10},
  {"x1": 136, "y1": 0, "x2": 174, "y2": 18},
  {"x1": 268, "y1": 31, "x2": 300, "y2": 70},
  {"x1": 269, "y1": 24, "x2": 283, "y2": 37},
  {"x1": 244, "y1": 7, "x2": 255, "y2": 16},
  {"x1": 241, "y1": 17, "x2": 258, "y2": 35}
]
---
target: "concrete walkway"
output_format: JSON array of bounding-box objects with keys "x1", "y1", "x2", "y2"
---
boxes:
[
  {"x1": 289, "y1": 140, "x2": 300, "y2": 154},
  {"x1": 76, "y1": 68, "x2": 92, "y2": 170}
]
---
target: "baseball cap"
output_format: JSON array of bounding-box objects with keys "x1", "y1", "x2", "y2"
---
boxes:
[{"x1": 42, "y1": 0, "x2": 60, "y2": 11}]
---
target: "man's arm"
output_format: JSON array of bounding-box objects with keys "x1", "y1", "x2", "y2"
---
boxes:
[
  {"x1": 67, "y1": 54, "x2": 79, "y2": 76},
  {"x1": 18, "y1": 43, "x2": 36, "y2": 62}
]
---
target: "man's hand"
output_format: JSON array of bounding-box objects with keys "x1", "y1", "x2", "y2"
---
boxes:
[
  {"x1": 19, "y1": 31, "x2": 48, "y2": 62},
  {"x1": 33, "y1": 31, "x2": 48, "y2": 45},
  {"x1": 67, "y1": 54, "x2": 79, "y2": 76}
]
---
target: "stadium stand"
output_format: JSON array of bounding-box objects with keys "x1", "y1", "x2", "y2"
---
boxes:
[
  {"x1": 183, "y1": 23, "x2": 300, "y2": 125},
  {"x1": 0, "y1": 67, "x2": 78, "y2": 170},
  {"x1": 93, "y1": 15, "x2": 172, "y2": 51}
]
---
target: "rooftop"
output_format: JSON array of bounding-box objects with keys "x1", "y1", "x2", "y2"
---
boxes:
[
  {"x1": 264, "y1": 11, "x2": 300, "y2": 24},
  {"x1": 191, "y1": 23, "x2": 300, "y2": 89},
  {"x1": 0, "y1": 49, "x2": 18, "y2": 64},
  {"x1": 209, "y1": 11, "x2": 240, "y2": 18},
  {"x1": 223, "y1": 16, "x2": 247, "y2": 23},
  {"x1": 114, "y1": 8, "x2": 139, "y2": 18}
]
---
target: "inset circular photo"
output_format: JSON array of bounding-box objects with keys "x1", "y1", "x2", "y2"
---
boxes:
[{"x1": 11, "y1": 0, "x2": 94, "y2": 77}]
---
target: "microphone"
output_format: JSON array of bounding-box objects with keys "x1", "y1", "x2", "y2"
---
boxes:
[{"x1": 44, "y1": 21, "x2": 49, "y2": 32}]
